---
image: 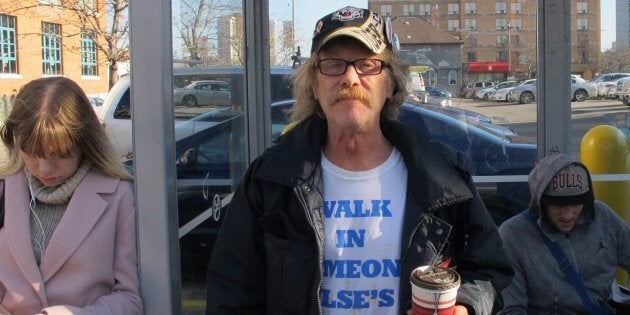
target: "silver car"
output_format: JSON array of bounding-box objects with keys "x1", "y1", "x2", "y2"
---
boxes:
[
  {"x1": 571, "y1": 76, "x2": 597, "y2": 102},
  {"x1": 508, "y1": 78, "x2": 596, "y2": 103},
  {"x1": 590, "y1": 73, "x2": 630, "y2": 97},
  {"x1": 173, "y1": 80, "x2": 231, "y2": 107},
  {"x1": 476, "y1": 81, "x2": 516, "y2": 100}
]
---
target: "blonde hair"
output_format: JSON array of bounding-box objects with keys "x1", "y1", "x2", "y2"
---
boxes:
[
  {"x1": 290, "y1": 38, "x2": 409, "y2": 123},
  {"x1": 0, "y1": 77, "x2": 132, "y2": 181}
]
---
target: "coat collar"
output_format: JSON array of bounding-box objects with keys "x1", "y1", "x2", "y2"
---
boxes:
[
  {"x1": 4, "y1": 168, "x2": 119, "y2": 301},
  {"x1": 256, "y1": 115, "x2": 472, "y2": 212}
]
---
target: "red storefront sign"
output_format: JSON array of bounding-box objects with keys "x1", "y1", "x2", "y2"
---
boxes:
[{"x1": 467, "y1": 62, "x2": 509, "y2": 73}]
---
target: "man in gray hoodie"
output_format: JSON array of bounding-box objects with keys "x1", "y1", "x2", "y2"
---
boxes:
[{"x1": 498, "y1": 153, "x2": 630, "y2": 314}]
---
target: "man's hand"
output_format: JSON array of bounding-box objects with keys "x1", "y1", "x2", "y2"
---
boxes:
[{"x1": 407, "y1": 305, "x2": 468, "y2": 315}]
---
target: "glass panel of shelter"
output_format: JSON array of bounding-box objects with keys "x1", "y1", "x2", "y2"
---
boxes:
[{"x1": 129, "y1": 0, "x2": 630, "y2": 313}]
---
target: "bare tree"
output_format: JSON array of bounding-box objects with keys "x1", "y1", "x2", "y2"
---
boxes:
[
  {"x1": 601, "y1": 47, "x2": 630, "y2": 73},
  {"x1": 63, "y1": 0, "x2": 129, "y2": 88},
  {"x1": 175, "y1": 0, "x2": 240, "y2": 67}
]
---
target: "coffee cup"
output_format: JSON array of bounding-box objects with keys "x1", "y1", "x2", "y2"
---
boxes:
[{"x1": 410, "y1": 265, "x2": 461, "y2": 315}]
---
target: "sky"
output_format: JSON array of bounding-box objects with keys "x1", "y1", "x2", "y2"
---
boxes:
[
  {"x1": 601, "y1": 0, "x2": 615, "y2": 51},
  {"x1": 270, "y1": 0, "x2": 616, "y2": 53},
  {"x1": 269, "y1": 0, "x2": 368, "y2": 57}
]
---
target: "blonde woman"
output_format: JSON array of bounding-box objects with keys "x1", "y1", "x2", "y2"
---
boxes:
[{"x1": 0, "y1": 77, "x2": 142, "y2": 315}]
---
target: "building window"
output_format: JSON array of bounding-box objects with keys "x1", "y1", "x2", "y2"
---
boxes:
[
  {"x1": 448, "y1": 19, "x2": 460, "y2": 31},
  {"x1": 380, "y1": 5, "x2": 392, "y2": 16},
  {"x1": 511, "y1": 2, "x2": 522, "y2": 14},
  {"x1": 403, "y1": 4, "x2": 415, "y2": 16},
  {"x1": 466, "y1": 35, "x2": 477, "y2": 47},
  {"x1": 511, "y1": 19, "x2": 522, "y2": 30},
  {"x1": 80, "y1": 0, "x2": 95, "y2": 13},
  {"x1": 467, "y1": 52, "x2": 476, "y2": 62},
  {"x1": 578, "y1": 33, "x2": 589, "y2": 46},
  {"x1": 514, "y1": 35, "x2": 523, "y2": 47},
  {"x1": 0, "y1": 14, "x2": 17, "y2": 75},
  {"x1": 448, "y1": 70, "x2": 457, "y2": 85},
  {"x1": 577, "y1": 18, "x2": 588, "y2": 30},
  {"x1": 496, "y1": 19, "x2": 508, "y2": 30},
  {"x1": 577, "y1": 2, "x2": 588, "y2": 14},
  {"x1": 496, "y1": 2, "x2": 507, "y2": 14},
  {"x1": 497, "y1": 51, "x2": 508, "y2": 62},
  {"x1": 465, "y1": 19, "x2": 476, "y2": 30},
  {"x1": 419, "y1": 4, "x2": 430, "y2": 16},
  {"x1": 496, "y1": 35, "x2": 507, "y2": 46},
  {"x1": 81, "y1": 29, "x2": 98, "y2": 76},
  {"x1": 464, "y1": 3, "x2": 476, "y2": 14},
  {"x1": 581, "y1": 51, "x2": 589, "y2": 62},
  {"x1": 41, "y1": 22, "x2": 62, "y2": 75},
  {"x1": 448, "y1": 3, "x2": 459, "y2": 15}
]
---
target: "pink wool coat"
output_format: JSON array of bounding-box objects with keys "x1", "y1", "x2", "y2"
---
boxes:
[{"x1": 0, "y1": 169, "x2": 143, "y2": 315}]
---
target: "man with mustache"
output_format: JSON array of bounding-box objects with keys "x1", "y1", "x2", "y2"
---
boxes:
[{"x1": 206, "y1": 6, "x2": 513, "y2": 315}]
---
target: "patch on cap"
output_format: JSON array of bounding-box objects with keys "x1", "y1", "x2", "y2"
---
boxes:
[
  {"x1": 543, "y1": 164, "x2": 590, "y2": 200},
  {"x1": 311, "y1": 6, "x2": 395, "y2": 54}
]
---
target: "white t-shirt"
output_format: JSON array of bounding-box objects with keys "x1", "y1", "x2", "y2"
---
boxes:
[{"x1": 320, "y1": 148, "x2": 408, "y2": 315}]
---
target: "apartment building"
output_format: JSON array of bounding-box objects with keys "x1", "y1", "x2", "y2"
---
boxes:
[
  {"x1": 617, "y1": 0, "x2": 629, "y2": 49},
  {"x1": 0, "y1": 1, "x2": 109, "y2": 100},
  {"x1": 369, "y1": 0, "x2": 601, "y2": 83}
]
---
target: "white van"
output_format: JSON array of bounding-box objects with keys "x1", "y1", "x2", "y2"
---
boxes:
[
  {"x1": 408, "y1": 73, "x2": 427, "y2": 103},
  {"x1": 98, "y1": 66, "x2": 294, "y2": 156}
]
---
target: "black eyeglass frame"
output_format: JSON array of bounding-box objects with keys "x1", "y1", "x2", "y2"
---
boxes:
[{"x1": 315, "y1": 58, "x2": 389, "y2": 76}]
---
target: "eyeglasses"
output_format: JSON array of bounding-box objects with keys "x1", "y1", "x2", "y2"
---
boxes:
[{"x1": 316, "y1": 58, "x2": 388, "y2": 76}]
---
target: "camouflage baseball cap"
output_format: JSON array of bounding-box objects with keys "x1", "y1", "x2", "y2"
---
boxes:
[{"x1": 311, "y1": 6, "x2": 399, "y2": 54}]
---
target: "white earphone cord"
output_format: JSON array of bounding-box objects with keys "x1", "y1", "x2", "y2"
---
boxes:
[{"x1": 28, "y1": 173, "x2": 47, "y2": 257}]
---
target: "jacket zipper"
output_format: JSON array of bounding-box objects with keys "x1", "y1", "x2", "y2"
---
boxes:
[{"x1": 294, "y1": 183, "x2": 324, "y2": 315}]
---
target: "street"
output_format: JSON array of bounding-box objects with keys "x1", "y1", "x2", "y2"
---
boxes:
[{"x1": 438, "y1": 97, "x2": 630, "y2": 156}]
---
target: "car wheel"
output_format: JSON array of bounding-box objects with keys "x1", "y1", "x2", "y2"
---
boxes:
[
  {"x1": 573, "y1": 90, "x2": 588, "y2": 102},
  {"x1": 483, "y1": 93, "x2": 490, "y2": 101},
  {"x1": 519, "y1": 91, "x2": 534, "y2": 104},
  {"x1": 183, "y1": 95, "x2": 198, "y2": 107},
  {"x1": 624, "y1": 98, "x2": 630, "y2": 106}
]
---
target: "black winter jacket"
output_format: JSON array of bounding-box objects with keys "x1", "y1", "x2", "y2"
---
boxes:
[{"x1": 206, "y1": 116, "x2": 513, "y2": 315}]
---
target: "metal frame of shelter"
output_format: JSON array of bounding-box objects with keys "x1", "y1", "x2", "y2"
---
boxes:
[{"x1": 128, "y1": 1, "x2": 628, "y2": 314}]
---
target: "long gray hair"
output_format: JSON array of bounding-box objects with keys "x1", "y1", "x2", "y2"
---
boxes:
[{"x1": 289, "y1": 39, "x2": 409, "y2": 123}]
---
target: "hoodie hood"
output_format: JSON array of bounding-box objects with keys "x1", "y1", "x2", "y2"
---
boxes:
[{"x1": 527, "y1": 153, "x2": 594, "y2": 218}]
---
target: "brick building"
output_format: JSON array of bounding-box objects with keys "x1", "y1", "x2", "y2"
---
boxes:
[
  {"x1": 0, "y1": 1, "x2": 109, "y2": 102},
  {"x1": 368, "y1": 0, "x2": 602, "y2": 83}
]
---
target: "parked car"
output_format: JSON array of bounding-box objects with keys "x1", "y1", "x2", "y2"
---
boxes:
[
  {"x1": 615, "y1": 77, "x2": 630, "y2": 106},
  {"x1": 590, "y1": 72, "x2": 630, "y2": 98},
  {"x1": 475, "y1": 81, "x2": 516, "y2": 100},
  {"x1": 571, "y1": 76, "x2": 598, "y2": 102},
  {"x1": 99, "y1": 66, "x2": 294, "y2": 157},
  {"x1": 490, "y1": 80, "x2": 533, "y2": 102},
  {"x1": 172, "y1": 80, "x2": 231, "y2": 107},
  {"x1": 425, "y1": 86, "x2": 452, "y2": 98},
  {"x1": 599, "y1": 77, "x2": 626, "y2": 99},
  {"x1": 508, "y1": 79, "x2": 538, "y2": 103},
  {"x1": 461, "y1": 81, "x2": 495, "y2": 98},
  {"x1": 508, "y1": 77, "x2": 596, "y2": 103}
]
